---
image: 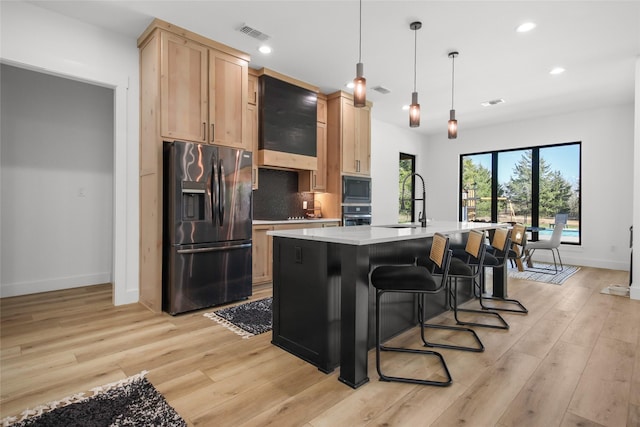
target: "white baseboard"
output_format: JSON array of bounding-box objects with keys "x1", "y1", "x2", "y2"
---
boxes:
[
  {"x1": 530, "y1": 253, "x2": 630, "y2": 271},
  {"x1": 0, "y1": 273, "x2": 111, "y2": 298}
]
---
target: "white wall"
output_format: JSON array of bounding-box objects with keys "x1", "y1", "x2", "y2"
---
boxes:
[
  {"x1": 631, "y1": 57, "x2": 640, "y2": 299},
  {"x1": 1, "y1": 65, "x2": 114, "y2": 296},
  {"x1": 0, "y1": 1, "x2": 140, "y2": 304},
  {"x1": 370, "y1": 119, "x2": 427, "y2": 225},
  {"x1": 423, "y1": 103, "x2": 635, "y2": 271}
]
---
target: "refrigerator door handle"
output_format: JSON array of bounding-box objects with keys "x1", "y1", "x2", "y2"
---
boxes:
[
  {"x1": 219, "y1": 160, "x2": 226, "y2": 226},
  {"x1": 211, "y1": 154, "x2": 219, "y2": 226},
  {"x1": 177, "y1": 243, "x2": 251, "y2": 254}
]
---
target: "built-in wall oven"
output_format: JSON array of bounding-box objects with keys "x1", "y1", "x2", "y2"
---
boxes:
[{"x1": 342, "y1": 205, "x2": 372, "y2": 226}]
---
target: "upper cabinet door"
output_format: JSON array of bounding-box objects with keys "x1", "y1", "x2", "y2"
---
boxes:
[
  {"x1": 247, "y1": 73, "x2": 258, "y2": 106},
  {"x1": 341, "y1": 100, "x2": 358, "y2": 174},
  {"x1": 340, "y1": 97, "x2": 370, "y2": 176},
  {"x1": 356, "y1": 106, "x2": 371, "y2": 175},
  {"x1": 160, "y1": 32, "x2": 208, "y2": 142},
  {"x1": 209, "y1": 50, "x2": 249, "y2": 150},
  {"x1": 314, "y1": 121, "x2": 327, "y2": 190}
]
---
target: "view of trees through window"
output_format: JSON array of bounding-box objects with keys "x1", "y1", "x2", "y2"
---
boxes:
[
  {"x1": 399, "y1": 153, "x2": 415, "y2": 223},
  {"x1": 460, "y1": 143, "x2": 581, "y2": 244}
]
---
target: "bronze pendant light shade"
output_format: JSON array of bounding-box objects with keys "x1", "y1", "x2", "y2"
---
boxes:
[
  {"x1": 448, "y1": 51, "x2": 459, "y2": 139},
  {"x1": 448, "y1": 109, "x2": 458, "y2": 139},
  {"x1": 353, "y1": 0, "x2": 366, "y2": 107},
  {"x1": 409, "y1": 21, "x2": 422, "y2": 128}
]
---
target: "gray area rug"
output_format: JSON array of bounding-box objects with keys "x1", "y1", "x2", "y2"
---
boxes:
[
  {"x1": 1, "y1": 372, "x2": 185, "y2": 427},
  {"x1": 204, "y1": 297, "x2": 272, "y2": 338},
  {"x1": 507, "y1": 262, "x2": 580, "y2": 285}
]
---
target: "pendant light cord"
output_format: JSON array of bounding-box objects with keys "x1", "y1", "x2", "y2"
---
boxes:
[
  {"x1": 451, "y1": 54, "x2": 455, "y2": 109},
  {"x1": 358, "y1": 0, "x2": 362, "y2": 63},
  {"x1": 413, "y1": 27, "x2": 417, "y2": 92}
]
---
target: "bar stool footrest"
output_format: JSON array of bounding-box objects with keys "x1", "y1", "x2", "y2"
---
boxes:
[
  {"x1": 422, "y1": 323, "x2": 484, "y2": 352},
  {"x1": 480, "y1": 296, "x2": 528, "y2": 314},
  {"x1": 377, "y1": 345, "x2": 453, "y2": 387},
  {"x1": 455, "y1": 308, "x2": 510, "y2": 330}
]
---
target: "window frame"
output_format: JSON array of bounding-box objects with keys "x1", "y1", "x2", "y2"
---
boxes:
[
  {"x1": 399, "y1": 153, "x2": 416, "y2": 223},
  {"x1": 459, "y1": 141, "x2": 581, "y2": 245}
]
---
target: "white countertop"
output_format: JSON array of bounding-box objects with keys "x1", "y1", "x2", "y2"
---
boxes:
[
  {"x1": 253, "y1": 218, "x2": 341, "y2": 225},
  {"x1": 267, "y1": 221, "x2": 501, "y2": 246}
]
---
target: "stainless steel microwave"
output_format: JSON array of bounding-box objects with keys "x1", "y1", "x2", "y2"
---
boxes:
[{"x1": 342, "y1": 175, "x2": 371, "y2": 204}]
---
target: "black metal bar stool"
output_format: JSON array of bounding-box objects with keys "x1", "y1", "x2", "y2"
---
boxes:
[
  {"x1": 477, "y1": 228, "x2": 528, "y2": 314},
  {"x1": 370, "y1": 233, "x2": 457, "y2": 386},
  {"x1": 445, "y1": 229, "x2": 510, "y2": 329}
]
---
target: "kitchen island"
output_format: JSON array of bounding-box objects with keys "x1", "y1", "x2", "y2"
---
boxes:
[{"x1": 268, "y1": 221, "x2": 503, "y2": 389}]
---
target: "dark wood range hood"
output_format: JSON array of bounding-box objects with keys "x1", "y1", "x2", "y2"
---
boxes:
[{"x1": 258, "y1": 69, "x2": 318, "y2": 171}]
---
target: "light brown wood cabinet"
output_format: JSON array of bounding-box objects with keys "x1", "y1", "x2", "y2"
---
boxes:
[
  {"x1": 137, "y1": 19, "x2": 251, "y2": 312},
  {"x1": 252, "y1": 225, "x2": 273, "y2": 285},
  {"x1": 158, "y1": 29, "x2": 249, "y2": 149},
  {"x1": 317, "y1": 94, "x2": 327, "y2": 124},
  {"x1": 299, "y1": 95, "x2": 327, "y2": 192},
  {"x1": 248, "y1": 70, "x2": 259, "y2": 106},
  {"x1": 209, "y1": 49, "x2": 249, "y2": 149},
  {"x1": 248, "y1": 71, "x2": 259, "y2": 189},
  {"x1": 160, "y1": 32, "x2": 208, "y2": 143},
  {"x1": 320, "y1": 91, "x2": 372, "y2": 219},
  {"x1": 251, "y1": 222, "x2": 339, "y2": 285},
  {"x1": 328, "y1": 92, "x2": 371, "y2": 176}
]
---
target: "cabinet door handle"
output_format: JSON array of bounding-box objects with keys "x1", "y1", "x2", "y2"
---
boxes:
[
  {"x1": 202, "y1": 122, "x2": 206, "y2": 141},
  {"x1": 313, "y1": 173, "x2": 316, "y2": 189},
  {"x1": 211, "y1": 123, "x2": 215, "y2": 142},
  {"x1": 356, "y1": 160, "x2": 360, "y2": 172}
]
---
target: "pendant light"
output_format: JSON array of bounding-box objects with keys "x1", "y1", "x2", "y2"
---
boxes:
[
  {"x1": 448, "y1": 51, "x2": 459, "y2": 139},
  {"x1": 409, "y1": 21, "x2": 422, "y2": 128},
  {"x1": 353, "y1": 0, "x2": 366, "y2": 107}
]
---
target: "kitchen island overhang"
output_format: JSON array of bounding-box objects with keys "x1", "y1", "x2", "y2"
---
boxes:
[{"x1": 268, "y1": 221, "x2": 504, "y2": 388}]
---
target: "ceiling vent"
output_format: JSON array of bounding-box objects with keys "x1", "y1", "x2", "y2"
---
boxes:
[
  {"x1": 372, "y1": 85, "x2": 391, "y2": 95},
  {"x1": 481, "y1": 98, "x2": 505, "y2": 107},
  {"x1": 237, "y1": 24, "x2": 270, "y2": 41}
]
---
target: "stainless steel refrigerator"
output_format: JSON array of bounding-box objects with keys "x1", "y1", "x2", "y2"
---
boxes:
[{"x1": 163, "y1": 140, "x2": 252, "y2": 315}]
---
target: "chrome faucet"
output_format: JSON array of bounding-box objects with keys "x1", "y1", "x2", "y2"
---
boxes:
[{"x1": 401, "y1": 173, "x2": 427, "y2": 228}]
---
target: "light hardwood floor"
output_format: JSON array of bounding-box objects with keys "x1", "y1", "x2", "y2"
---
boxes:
[{"x1": 1, "y1": 267, "x2": 639, "y2": 426}]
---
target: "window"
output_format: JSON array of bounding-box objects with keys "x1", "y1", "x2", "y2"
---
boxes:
[
  {"x1": 399, "y1": 153, "x2": 415, "y2": 223},
  {"x1": 460, "y1": 142, "x2": 581, "y2": 244}
]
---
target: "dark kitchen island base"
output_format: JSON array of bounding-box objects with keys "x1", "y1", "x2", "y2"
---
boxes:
[{"x1": 271, "y1": 235, "x2": 474, "y2": 375}]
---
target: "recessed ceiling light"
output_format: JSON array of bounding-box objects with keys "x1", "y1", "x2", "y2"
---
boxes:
[
  {"x1": 402, "y1": 105, "x2": 409, "y2": 111},
  {"x1": 345, "y1": 81, "x2": 355, "y2": 89},
  {"x1": 481, "y1": 99, "x2": 505, "y2": 107},
  {"x1": 516, "y1": 22, "x2": 536, "y2": 33},
  {"x1": 258, "y1": 45, "x2": 272, "y2": 54},
  {"x1": 549, "y1": 67, "x2": 565, "y2": 75}
]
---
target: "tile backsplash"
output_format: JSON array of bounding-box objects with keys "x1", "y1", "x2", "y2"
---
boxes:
[{"x1": 253, "y1": 169, "x2": 313, "y2": 220}]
